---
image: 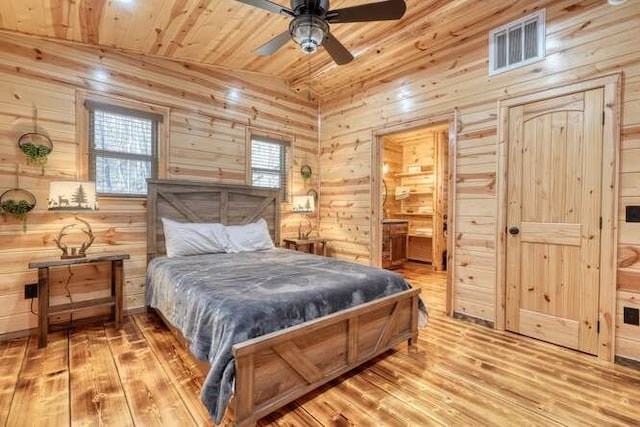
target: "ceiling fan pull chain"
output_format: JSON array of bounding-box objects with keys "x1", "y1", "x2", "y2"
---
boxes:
[{"x1": 307, "y1": 54, "x2": 312, "y2": 101}]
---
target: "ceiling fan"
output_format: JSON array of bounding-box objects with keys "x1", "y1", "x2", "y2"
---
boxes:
[{"x1": 235, "y1": 0, "x2": 407, "y2": 65}]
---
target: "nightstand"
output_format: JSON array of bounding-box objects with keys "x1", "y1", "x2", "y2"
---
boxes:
[
  {"x1": 28, "y1": 252, "x2": 130, "y2": 348},
  {"x1": 283, "y1": 237, "x2": 328, "y2": 256}
]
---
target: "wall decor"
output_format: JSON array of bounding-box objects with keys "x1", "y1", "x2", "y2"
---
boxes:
[
  {"x1": 47, "y1": 181, "x2": 98, "y2": 211},
  {"x1": 53, "y1": 216, "x2": 96, "y2": 259},
  {"x1": 292, "y1": 195, "x2": 315, "y2": 213},
  {"x1": 292, "y1": 195, "x2": 315, "y2": 237},
  {"x1": 48, "y1": 182, "x2": 99, "y2": 258},
  {"x1": 0, "y1": 188, "x2": 36, "y2": 232},
  {"x1": 300, "y1": 164, "x2": 312, "y2": 179},
  {"x1": 17, "y1": 108, "x2": 53, "y2": 175},
  {"x1": 298, "y1": 216, "x2": 312, "y2": 239}
]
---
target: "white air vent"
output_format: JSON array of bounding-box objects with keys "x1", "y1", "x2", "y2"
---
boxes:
[{"x1": 489, "y1": 10, "x2": 545, "y2": 75}]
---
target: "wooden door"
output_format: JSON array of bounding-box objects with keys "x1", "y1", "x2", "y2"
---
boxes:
[{"x1": 505, "y1": 89, "x2": 604, "y2": 355}]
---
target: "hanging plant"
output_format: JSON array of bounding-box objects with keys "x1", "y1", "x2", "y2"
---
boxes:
[
  {"x1": 0, "y1": 188, "x2": 36, "y2": 232},
  {"x1": 18, "y1": 132, "x2": 53, "y2": 175},
  {"x1": 300, "y1": 165, "x2": 312, "y2": 180}
]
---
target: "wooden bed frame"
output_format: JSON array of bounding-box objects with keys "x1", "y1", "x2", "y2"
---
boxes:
[{"x1": 146, "y1": 179, "x2": 421, "y2": 426}]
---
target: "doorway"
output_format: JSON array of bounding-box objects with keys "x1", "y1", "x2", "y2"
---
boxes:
[
  {"x1": 372, "y1": 119, "x2": 454, "y2": 315},
  {"x1": 380, "y1": 124, "x2": 450, "y2": 270}
]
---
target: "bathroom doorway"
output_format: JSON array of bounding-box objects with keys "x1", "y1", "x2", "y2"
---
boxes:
[
  {"x1": 381, "y1": 124, "x2": 449, "y2": 270},
  {"x1": 371, "y1": 116, "x2": 455, "y2": 314}
]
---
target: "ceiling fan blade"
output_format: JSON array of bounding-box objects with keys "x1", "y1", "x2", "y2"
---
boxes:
[
  {"x1": 326, "y1": 0, "x2": 406, "y2": 23},
  {"x1": 255, "y1": 30, "x2": 291, "y2": 55},
  {"x1": 235, "y1": 0, "x2": 294, "y2": 17},
  {"x1": 323, "y1": 33, "x2": 354, "y2": 65}
]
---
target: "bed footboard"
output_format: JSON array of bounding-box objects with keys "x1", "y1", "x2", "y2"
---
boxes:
[{"x1": 231, "y1": 288, "x2": 421, "y2": 426}]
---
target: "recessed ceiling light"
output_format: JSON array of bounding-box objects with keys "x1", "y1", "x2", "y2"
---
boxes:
[
  {"x1": 607, "y1": 0, "x2": 627, "y2": 5},
  {"x1": 115, "y1": 0, "x2": 134, "y2": 4}
]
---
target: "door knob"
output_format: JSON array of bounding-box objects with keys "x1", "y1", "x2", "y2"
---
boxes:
[{"x1": 508, "y1": 226, "x2": 520, "y2": 235}]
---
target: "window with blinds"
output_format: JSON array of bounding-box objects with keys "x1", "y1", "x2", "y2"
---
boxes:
[
  {"x1": 87, "y1": 102, "x2": 161, "y2": 196},
  {"x1": 250, "y1": 136, "x2": 289, "y2": 200},
  {"x1": 489, "y1": 10, "x2": 545, "y2": 75}
]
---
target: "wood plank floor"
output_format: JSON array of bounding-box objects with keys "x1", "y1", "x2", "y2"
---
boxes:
[{"x1": 1, "y1": 262, "x2": 639, "y2": 426}]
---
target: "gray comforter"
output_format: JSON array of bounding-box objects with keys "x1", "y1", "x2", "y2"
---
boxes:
[{"x1": 146, "y1": 248, "x2": 426, "y2": 423}]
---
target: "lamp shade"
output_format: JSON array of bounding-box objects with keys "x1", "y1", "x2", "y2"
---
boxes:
[
  {"x1": 48, "y1": 181, "x2": 98, "y2": 211},
  {"x1": 292, "y1": 195, "x2": 315, "y2": 213},
  {"x1": 289, "y1": 15, "x2": 328, "y2": 54}
]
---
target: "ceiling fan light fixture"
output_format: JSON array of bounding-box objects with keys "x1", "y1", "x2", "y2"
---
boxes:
[
  {"x1": 239, "y1": 0, "x2": 406, "y2": 65},
  {"x1": 290, "y1": 15, "x2": 328, "y2": 54}
]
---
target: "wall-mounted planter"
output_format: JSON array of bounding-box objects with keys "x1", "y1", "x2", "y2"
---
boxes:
[
  {"x1": 300, "y1": 165, "x2": 312, "y2": 180},
  {"x1": 18, "y1": 132, "x2": 53, "y2": 175},
  {"x1": 0, "y1": 188, "x2": 36, "y2": 232}
]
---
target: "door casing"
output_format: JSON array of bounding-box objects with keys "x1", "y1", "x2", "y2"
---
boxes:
[
  {"x1": 371, "y1": 112, "x2": 457, "y2": 314},
  {"x1": 496, "y1": 74, "x2": 621, "y2": 361}
]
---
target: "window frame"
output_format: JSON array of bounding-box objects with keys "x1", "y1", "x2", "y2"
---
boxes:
[
  {"x1": 76, "y1": 92, "x2": 169, "y2": 199},
  {"x1": 247, "y1": 131, "x2": 293, "y2": 202}
]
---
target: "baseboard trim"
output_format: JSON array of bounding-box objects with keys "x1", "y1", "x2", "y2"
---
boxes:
[
  {"x1": 0, "y1": 327, "x2": 36, "y2": 342},
  {"x1": 125, "y1": 306, "x2": 147, "y2": 315},
  {"x1": 453, "y1": 312, "x2": 495, "y2": 329},
  {"x1": 615, "y1": 355, "x2": 640, "y2": 370}
]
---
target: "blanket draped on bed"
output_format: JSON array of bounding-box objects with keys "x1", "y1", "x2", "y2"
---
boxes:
[{"x1": 146, "y1": 248, "x2": 426, "y2": 423}]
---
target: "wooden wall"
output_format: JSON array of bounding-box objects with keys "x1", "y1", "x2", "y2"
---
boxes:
[
  {"x1": 318, "y1": 0, "x2": 640, "y2": 361},
  {"x1": 0, "y1": 32, "x2": 318, "y2": 335},
  {"x1": 382, "y1": 141, "x2": 402, "y2": 218},
  {"x1": 384, "y1": 130, "x2": 436, "y2": 233}
]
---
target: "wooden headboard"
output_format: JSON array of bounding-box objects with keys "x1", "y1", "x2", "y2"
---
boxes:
[{"x1": 147, "y1": 179, "x2": 281, "y2": 261}]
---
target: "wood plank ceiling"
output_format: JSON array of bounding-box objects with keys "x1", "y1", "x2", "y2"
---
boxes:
[{"x1": 0, "y1": 0, "x2": 534, "y2": 98}]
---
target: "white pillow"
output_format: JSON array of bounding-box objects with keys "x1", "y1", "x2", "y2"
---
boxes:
[
  {"x1": 225, "y1": 218, "x2": 274, "y2": 253},
  {"x1": 161, "y1": 218, "x2": 230, "y2": 257}
]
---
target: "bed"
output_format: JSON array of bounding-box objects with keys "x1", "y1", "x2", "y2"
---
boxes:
[{"x1": 146, "y1": 179, "x2": 425, "y2": 426}]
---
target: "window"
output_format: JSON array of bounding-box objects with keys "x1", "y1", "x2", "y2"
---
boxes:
[
  {"x1": 489, "y1": 10, "x2": 545, "y2": 75},
  {"x1": 250, "y1": 135, "x2": 289, "y2": 200},
  {"x1": 87, "y1": 101, "x2": 162, "y2": 196}
]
